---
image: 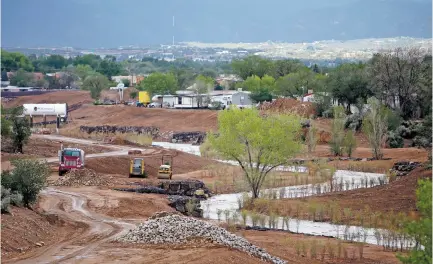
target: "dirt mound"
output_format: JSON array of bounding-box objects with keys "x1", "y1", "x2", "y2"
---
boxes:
[
  {"x1": 260, "y1": 98, "x2": 315, "y2": 118},
  {"x1": 53, "y1": 168, "x2": 109, "y2": 186},
  {"x1": 3, "y1": 90, "x2": 93, "y2": 107},
  {"x1": 65, "y1": 106, "x2": 218, "y2": 133},
  {"x1": 1, "y1": 206, "x2": 84, "y2": 261}
]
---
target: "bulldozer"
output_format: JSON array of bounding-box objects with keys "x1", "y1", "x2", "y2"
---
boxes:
[
  {"x1": 157, "y1": 155, "x2": 173, "y2": 179},
  {"x1": 129, "y1": 157, "x2": 146, "y2": 178}
]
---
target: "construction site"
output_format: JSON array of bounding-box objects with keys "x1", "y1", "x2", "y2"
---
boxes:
[{"x1": 1, "y1": 89, "x2": 431, "y2": 264}]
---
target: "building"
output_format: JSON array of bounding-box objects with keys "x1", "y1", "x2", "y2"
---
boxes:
[
  {"x1": 111, "y1": 75, "x2": 146, "y2": 86},
  {"x1": 209, "y1": 89, "x2": 253, "y2": 109}
]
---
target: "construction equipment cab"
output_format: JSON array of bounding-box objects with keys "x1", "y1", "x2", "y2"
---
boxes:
[
  {"x1": 158, "y1": 155, "x2": 173, "y2": 179},
  {"x1": 58, "y1": 147, "x2": 85, "y2": 176},
  {"x1": 129, "y1": 158, "x2": 146, "y2": 178}
]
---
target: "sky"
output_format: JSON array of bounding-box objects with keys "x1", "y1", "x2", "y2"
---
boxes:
[{"x1": 1, "y1": 0, "x2": 432, "y2": 48}]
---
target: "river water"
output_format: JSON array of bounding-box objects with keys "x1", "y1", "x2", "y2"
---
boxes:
[{"x1": 152, "y1": 141, "x2": 413, "y2": 247}]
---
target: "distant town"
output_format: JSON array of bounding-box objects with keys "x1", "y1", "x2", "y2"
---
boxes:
[{"x1": 4, "y1": 37, "x2": 432, "y2": 67}]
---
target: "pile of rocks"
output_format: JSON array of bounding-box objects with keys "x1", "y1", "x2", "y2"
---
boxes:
[
  {"x1": 171, "y1": 132, "x2": 206, "y2": 144},
  {"x1": 118, "y1": 213, "x2": 286, "y2": 264},
  {"x1": 53, "y1": 168, "x2": 109, "y2": 186},
  {"x1": 79, "y1": 126, "x2": 160, "y2": 137},
  {"x1": 167, "y1": 195, "x2": 203, "y2": 217},
  {"x1": 390, "y1": 161, "x2": 421, "y2": 176},
  {"x1": 158, "y1": 179, "x2": 211, "y2": 197}
]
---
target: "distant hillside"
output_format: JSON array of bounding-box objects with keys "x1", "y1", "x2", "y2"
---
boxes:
[{"x1": 1, "y1": 0, "x2": 431, "y2": 48}]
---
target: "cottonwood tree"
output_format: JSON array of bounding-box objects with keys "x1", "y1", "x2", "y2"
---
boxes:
[
  {"x1": 370, "y1": 47, "x2": 431, "y2": 119},
  {"x1": 207, "y1": 108, "x2": 303, "y2": 198},
  {"x1": 5, "y1": 106, "x2": 31, "y2": 153},
  {"x1": 137, "y1": 72, "x2": 178, "y2": 96},
  {"x1": 82, "y1": 73, "x2": 110, "y2": 99},
  {"x1": 362, "y1": 97, "x2": 388, "y2": 160},
  {"x1": 329, "y1": 106, "x2": 346, "y2": 156}
]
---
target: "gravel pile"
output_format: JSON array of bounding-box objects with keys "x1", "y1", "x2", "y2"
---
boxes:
[
  {"x1": 54, "y1": 168, "x2": 109, "y2": 186},
  {"x1": 118, "y1": 213, "x2": 286, "y2": 264}
]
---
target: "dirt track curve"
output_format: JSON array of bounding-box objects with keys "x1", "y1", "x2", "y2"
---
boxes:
[{"x1": 4, "y1": 135, "x2": 157, "y2": 264}]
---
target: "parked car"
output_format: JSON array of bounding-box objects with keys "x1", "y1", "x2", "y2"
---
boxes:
[{"x1": 148, "y1": 102, "x2": 162, "y2": 108}]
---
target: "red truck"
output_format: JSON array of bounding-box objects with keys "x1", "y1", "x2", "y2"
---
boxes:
[{"x1": 58, "y1": 147, "x2": 85, "y2": 176}]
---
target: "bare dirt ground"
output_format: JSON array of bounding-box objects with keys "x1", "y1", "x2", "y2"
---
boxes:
[
  {"x1": 1, "y1": 185, "x2": 402, "y2": 264},
  {"x1": 3, "y1": 90, "x2": 94, "y2": 107},
  {"x1": 1, "y1": 137, "x2": 112, "y2": 162}
]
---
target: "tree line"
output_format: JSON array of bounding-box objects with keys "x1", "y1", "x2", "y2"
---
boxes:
[{"x1": 1, "y1": 48, "x2": 431, "y2": 120}]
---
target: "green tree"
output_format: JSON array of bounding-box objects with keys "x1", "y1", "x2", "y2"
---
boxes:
[
  {"x1": 97, "y1": 59, "x2": 122, "y2": 78},
  {"x1": 231, "y1": 55, "x2": 274, "y2": 79},
  {"x1": 1, "y1": 50, "x2": 34, "y2": 72},
  {"x1": 75, "y1": 64, "x2": 96, "y2": 82},
  {"x1": 201, "y1": 68, "x2": 217, "y2": 79},
  {"x1": 206, "y1": 108, "x2": 303, "y2": 198},
  {"x1": 129, "y1": 91, "x2": 138, "y2": 99},
  {"x1": 43, "y1": 54, "x2": 68, "y2": 69},
  {"x1": 362, "y1": 97, "x2": 388, "y2": 160},
  {"x1": 250, "y1": 88, "x2": 273, "y2": 103},
  {"x1": 9, "y1": 69, "x2": 34, "y2": 87},
  {"x1": 398, "y1": 179, "x2": 432, "y2": 264},
  {"x1": 328, "y1": 63, "x2": 373, "y2": 114},
  {"x1": 274, "y1": 68, "x2": 325, "y2": 98},
  {"x1": 1, "y1": 159, "x2": 50, "y2": 207},
  {"x1": 241, "y1": 75, "x2": 261, "y2": 91},
  {"x1": 121, "y1": 78, "x2": 131, "y2": 87},
  {"x1": 170, "y1": 68, "x2": 196, "y2": 90},
  {"x1": 1, "y1": 115, "x2": 11, "y2": 137},
  {"x1": 196, "y1": 74, "x2": 214, "y2": 86},
  {"x1": 82, "y1": 74, "x2": 110, "y2": 99},
  {"x1": 1, "y1": 70, "x2": 9, "y2": 81},
  {"x1": 329, "y1": 106, "x2": 346, "y2": 156},
  {"x1": 272, "y1": 59, "x2": 305, "y2": 78},
  {"x1": 137, "y1": 72, "x2": 178, "y2": 95},
  {"x1": 73, "y1": 54, "x2": 101, "y2": 69},
  {"x1": 8, "y1": 106, "x2": 31, "y2": 153}
]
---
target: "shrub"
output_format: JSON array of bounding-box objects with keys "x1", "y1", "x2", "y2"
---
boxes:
[
  {"x1": 387, "y1": 131, "x2": 404, "y2": 148},
  {"x1": 343, "y1": 130, "x2": 357, "y2": 157},
  {"x1": 1, "y1": 159, "x2": 50, "y2": 207},
  {"x1": 345, "y1": 113, "x2": 363, "y2": 131},
  {"x1": 1, "y1": 186, "x2": 11, "y2": 213},
  {"x1": 329, "y1": 106, "x2": 346, "y2": 156},
  {"x1": 387, "y1": 109, "x2": 403, "y2": 131},
  {"x1": 323, "y1": 108, "x2": 334, "y2": 118}
]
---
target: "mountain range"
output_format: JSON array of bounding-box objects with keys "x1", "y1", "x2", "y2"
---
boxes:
[{"x1": 2, "y1": 0, "x2": 431, "y2": 48}]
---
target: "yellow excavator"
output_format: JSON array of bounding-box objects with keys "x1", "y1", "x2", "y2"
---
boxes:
[
  {"x1": 157, "y1": 155, "x2": 173, "y2": 179},
  {"x1": 129, "y1": 157, "x2": 146, "y2": 178}
]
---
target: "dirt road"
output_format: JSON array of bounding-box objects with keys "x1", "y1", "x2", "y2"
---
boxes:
[{"x1": 5, "y1": 188, "x2": 137, "y2": 264}]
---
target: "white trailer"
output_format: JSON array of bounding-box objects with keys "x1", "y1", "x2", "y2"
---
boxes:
[{"x1": 23, "y1": 103, "x2": 68, "y2": 121}]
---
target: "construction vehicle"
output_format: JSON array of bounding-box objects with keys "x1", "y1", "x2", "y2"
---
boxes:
[
  {"x1": 137, "y1": 91, "x2": 151, "y2": 107},
  {"x1": 158, "y1": 155, "x2": 173, "y2": 179},
  {"x1": 58, "y1": 144, "x2": 85, "y2": 176},
  {"x1": 129, "y1": 157, "x2": 146, "y2": 178}
]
